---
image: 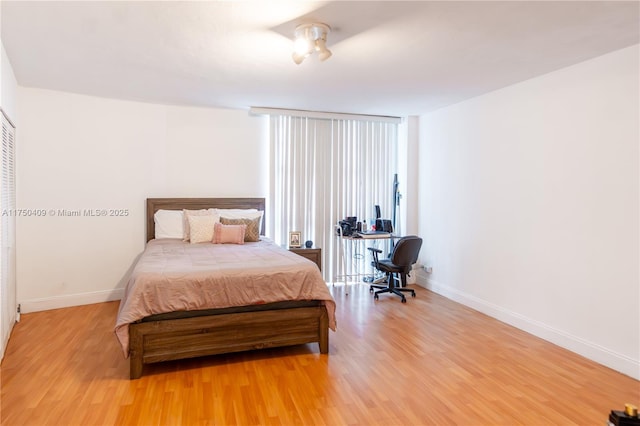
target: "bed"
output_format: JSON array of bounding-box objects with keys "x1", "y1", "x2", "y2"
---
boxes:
[{"x1": 115, "y1": 198, "x2": 337, "y2": 379}]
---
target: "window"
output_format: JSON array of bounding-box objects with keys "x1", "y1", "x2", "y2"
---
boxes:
[{"x1": 266, "y1": 112, "x2": 399, "y2": 283}]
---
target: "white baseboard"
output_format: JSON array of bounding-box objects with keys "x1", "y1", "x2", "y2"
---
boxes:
[
  {"x1": 416, "y1": 274, "x2": 640, "y2": 380},
  {"x1": 19, "y1": 288, "x2": 124, "y2": 314}
]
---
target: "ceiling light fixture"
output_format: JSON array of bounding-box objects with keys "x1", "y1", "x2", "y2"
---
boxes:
[{"x1": 292, "y1": 22, "x2": 332, "y2": 65}]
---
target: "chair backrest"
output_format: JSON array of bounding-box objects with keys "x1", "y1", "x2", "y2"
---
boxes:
[{"x1": 390, "y1": 235, "x2": 423, "y2": 268}]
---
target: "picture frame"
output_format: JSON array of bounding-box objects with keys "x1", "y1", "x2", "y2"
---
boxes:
[{"x1": 289, "y1": 231, "x2": 302, "y2": 248}]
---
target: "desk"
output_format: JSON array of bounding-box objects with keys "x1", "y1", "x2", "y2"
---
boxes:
[{"x1": 334, "y1": 227, "x2": 399, "y2": 290}]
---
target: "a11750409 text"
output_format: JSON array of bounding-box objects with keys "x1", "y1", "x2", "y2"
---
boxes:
[{"x1": 1, "y1": 209, "x2": 130, "y2": 217}]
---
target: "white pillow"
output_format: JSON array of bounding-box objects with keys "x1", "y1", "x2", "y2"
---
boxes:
[
  {"x1": 210, "y1": 208, "x2": 258, "y2": 217},
  {"x1": 154, "y1": 210, "x2": 184, "y2": 239},
  {"x1": 188, "y1": 214, "x2": 217, "y2": 244}
]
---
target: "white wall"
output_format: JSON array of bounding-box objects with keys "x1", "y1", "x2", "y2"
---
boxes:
[
  {"x1": 398, "y1": 116, "x2": 420, "y2": 237},
  {"x1": 16, "y1": 88, "x2": 268, "y2": 312},
  {"x1": 416, "y1": 45, "x2": 639, "y2": 379}
]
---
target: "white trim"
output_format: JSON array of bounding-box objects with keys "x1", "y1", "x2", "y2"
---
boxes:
[
  {"x1": 19, "y1": 288, "x2": 124, "y2": 313},
  {"x1": 249, "y1": 107, "x2": 403, "y2": 124},
  {"x1": 415, "y1": 273, "x2": 640, "y2": 380}
]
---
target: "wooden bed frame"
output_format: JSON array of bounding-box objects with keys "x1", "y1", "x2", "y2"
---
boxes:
[{"x1": 127, "y1": 197, "x2": 329, "y2": 379}]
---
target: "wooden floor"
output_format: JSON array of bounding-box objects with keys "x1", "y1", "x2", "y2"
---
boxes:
[{"x1": 1, "y1": 284, "x2": 638, "y2": 425}]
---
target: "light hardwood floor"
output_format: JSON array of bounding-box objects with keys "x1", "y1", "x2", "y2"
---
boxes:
[{"x1": 1, "y1": 284, "x2": 638, "y2": 425}]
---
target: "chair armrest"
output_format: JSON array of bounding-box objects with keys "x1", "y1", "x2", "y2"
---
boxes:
[{"x1": 367, "y1": 247, "x2": 382, "y2": 267}]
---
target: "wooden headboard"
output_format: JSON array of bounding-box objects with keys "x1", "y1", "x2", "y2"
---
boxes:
[{"x1": 146, "y1": 197, "x2": 266, "y2": 242}]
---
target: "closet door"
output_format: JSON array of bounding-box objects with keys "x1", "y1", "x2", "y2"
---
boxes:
[{"x1": 0, "y1": 110, "x2": 16, "y2": 359}]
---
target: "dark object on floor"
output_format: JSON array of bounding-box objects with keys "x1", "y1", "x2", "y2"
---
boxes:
[{"x1": 368, "y1": 235, "x2": 423, "y2": 303}]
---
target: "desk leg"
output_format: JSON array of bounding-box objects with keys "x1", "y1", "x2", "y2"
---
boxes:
[
  {"x1": 343, "y1": 236, "x2": 349, "y2": 295},
  {"x1": 334, "y1": 229, "x2": 349, "y2": 296}
]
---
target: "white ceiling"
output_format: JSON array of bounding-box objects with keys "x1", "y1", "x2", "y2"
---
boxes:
[{"x1": 2, "y1": 1, "x2": 638, "y2": 117}]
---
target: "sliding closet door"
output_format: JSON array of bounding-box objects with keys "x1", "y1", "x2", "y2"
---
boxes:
[{"x1": 0, "y1": 110, "x2": 16, "y2": 360}]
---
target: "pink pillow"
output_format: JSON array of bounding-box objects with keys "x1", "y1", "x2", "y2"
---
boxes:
[{"x1": 213, "y1": 222, "x2": 246, "y2": 244}]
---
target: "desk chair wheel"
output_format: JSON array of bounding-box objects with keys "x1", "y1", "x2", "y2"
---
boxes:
[{"x1": 401, "y1": 296, "x2": 406, "y2": 303}]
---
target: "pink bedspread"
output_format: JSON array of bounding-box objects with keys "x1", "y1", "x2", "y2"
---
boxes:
[{"x1": 115, "y1": 238, "x2": 337, "y2": 357}]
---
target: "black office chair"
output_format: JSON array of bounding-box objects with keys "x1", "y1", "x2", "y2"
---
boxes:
[{"x1": 367, "y1": 235, "x2": 423, "y2": 303}]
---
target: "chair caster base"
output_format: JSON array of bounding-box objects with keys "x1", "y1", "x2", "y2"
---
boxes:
[{"x1": 372, "y1": 287, "x2": 416, "y2": 303}]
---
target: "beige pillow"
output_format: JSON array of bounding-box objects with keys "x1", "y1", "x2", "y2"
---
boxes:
[
  {"x1": 216, "y1": 210, "x2": 264, "y2": 233},
  {"x1": 188, "y1": 214, "x2": 217, "y2": 244},
  {"x1": 183, "y1": 209, "x2": 217, "y2": 241},
  {"x1": 220, "y1": 217, "x2": 260, "y2": 242}
]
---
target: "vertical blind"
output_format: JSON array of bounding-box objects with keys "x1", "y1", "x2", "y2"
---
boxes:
[
  {"x1": 0, "y1": 109, "x2": 16, "y2": 360},
  {"x1": 268, "y1": 114, "x2": 398, "y2": 283}
]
